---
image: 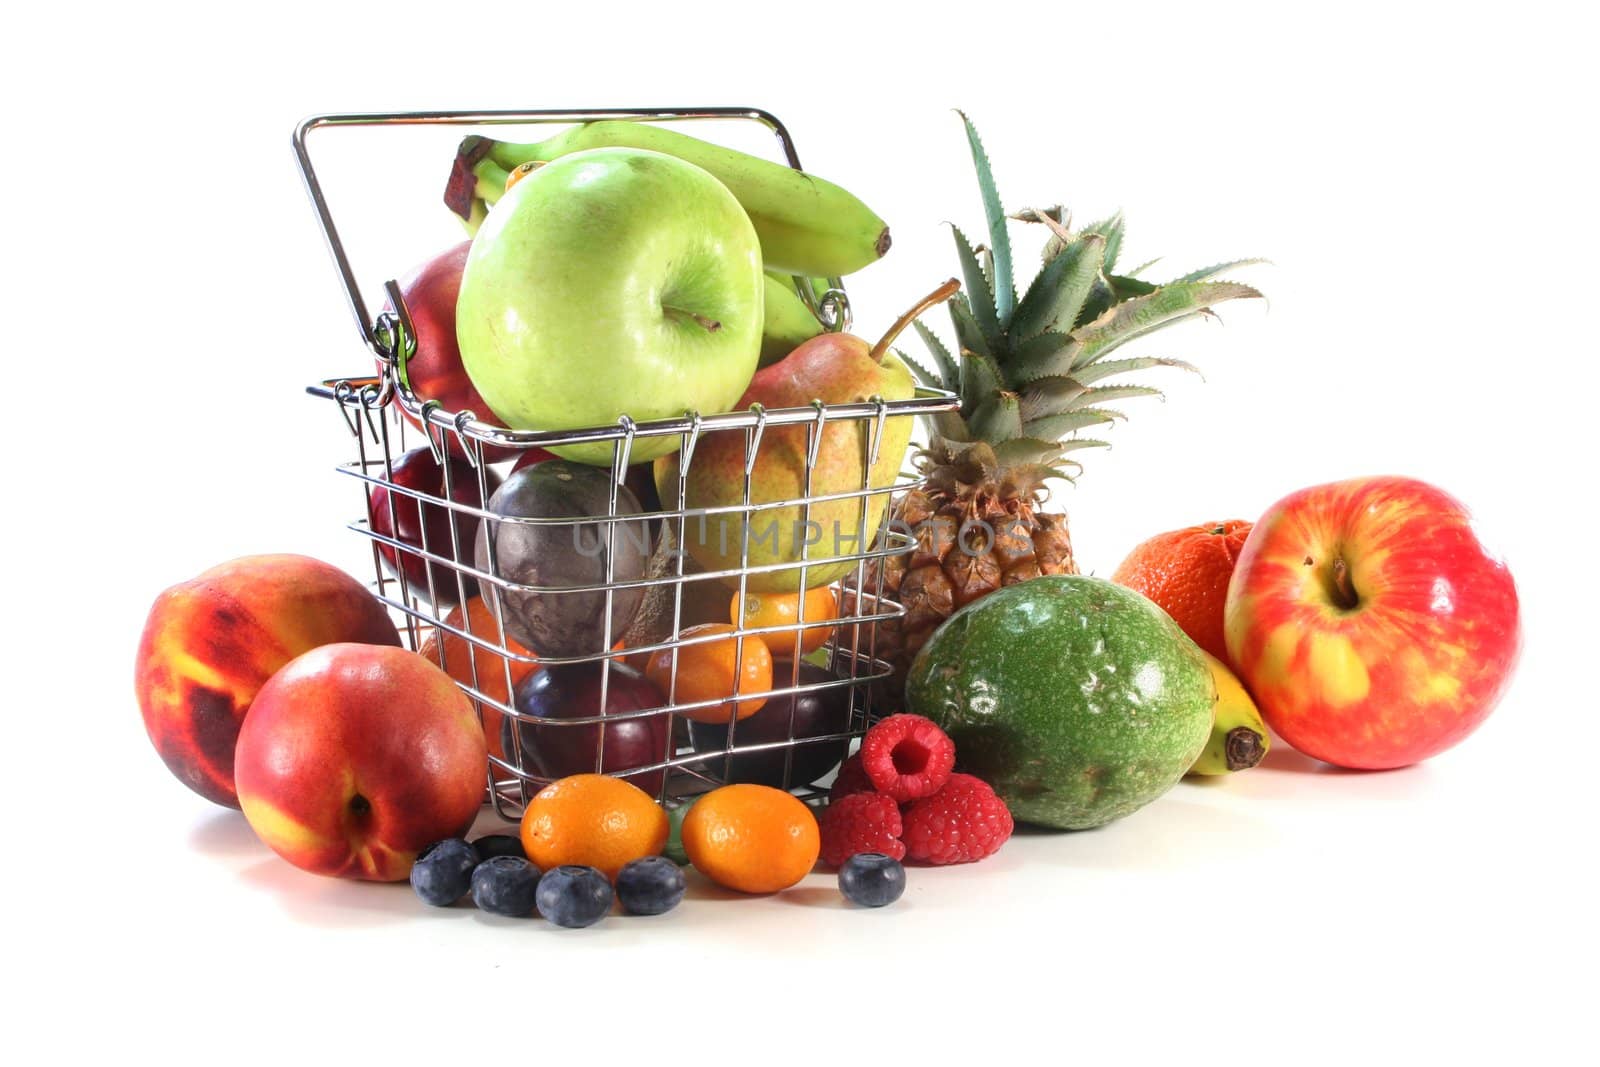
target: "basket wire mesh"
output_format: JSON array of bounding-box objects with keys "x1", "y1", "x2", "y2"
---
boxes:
[{"x1": 298, "y1": 109, "x2": 958, "y2": 819}]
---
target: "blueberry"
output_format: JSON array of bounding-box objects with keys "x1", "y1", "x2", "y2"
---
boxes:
[
  {"x1": 614, "y1": 856, "x2": 687, "y2": 916},
  {"x1": 409, "y1": 838, "x2": 478, "y2": 907},
  {"x1": 471, "y1": 855, "x2": 539, "y2": 917},
  {"x1": 472, "y1": 834, "x2": 526, "y2": 862},
  {"x1": 838, "y1": 853, "x2": 906, "y2": 908},
  {"x1": 536, "y1": 865, "x2": 614, "y2": 928}
]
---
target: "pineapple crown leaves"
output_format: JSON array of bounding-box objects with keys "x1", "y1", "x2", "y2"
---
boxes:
[
  {"x1": 956, "y1": 110, "x2": 1017, "y2": 326},
  {"x1": 1068, "y1": 280, "x2": 1261, "y2": 370},
  {"x1": 1010, "y1": 233, "x2": 1105, "y2": 342},
  {"x1": 1074, "y1": 212, "x2": 1126, "y2": 273},
  {"x1": 1172, "y1": 258, "x2": 1272, "y2": 284},
  {"x1": 916, "y1": 113, "x2": 1266, "y2": 486},
  {"x1": 913, "y1": 320, "x2": 958, "y2": 384},
  {"x1": 950, "y1": 225, "x2": 1002, "y2": 352},
  {"x1": 1124, "y1": 257, "x2": 1163, "y2": 278}
]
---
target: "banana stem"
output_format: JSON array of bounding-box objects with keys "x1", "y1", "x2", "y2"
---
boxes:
[
  {"x1": 1224, "y1": 727, "x2": 1267, "y2": 771},
  {"x1": 869, "y1": 279, "x2": 961, "y2": 364},
  {"x1": 457, "y1": 198, "x2": 487, "y2": 238},
  {"x1": 445, "y1": 135, "x2": 550, "y2": 220},
  {"x1": 486, "y1": 138, "x2": 556, "y2": 170},
  {"x1": 475, "y1": 159, "x2": 512, "y2": 201},
  {"x1": 444, "y1": 135, "x2": 495, "y2": 220}
]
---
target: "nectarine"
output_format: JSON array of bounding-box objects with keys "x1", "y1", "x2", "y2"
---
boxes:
[
  {"x1": 235, "y1": 643, "x2": 488, "y2": 881},
  {"x1": 134, "y1": 554, "x2": 400, "y2": 807}
]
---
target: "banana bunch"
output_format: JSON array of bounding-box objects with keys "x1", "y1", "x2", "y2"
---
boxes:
[
  {"x1": 444, "y1": 122, "x2": 890, "y2": 278},
  {"x1": 1190, "y1": 652, "x2": 1272, "y2": 775}
]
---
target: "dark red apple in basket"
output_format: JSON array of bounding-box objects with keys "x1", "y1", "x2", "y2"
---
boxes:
[
  {"x1": 370, "y1": 446, "x2": 502, "y2": 607},
  {"x1": 502, "y1": 662, "x2": 670, "y2": 796},
  {"x1": 382, "y1": 242, "x2": 516, "y2": 461}
]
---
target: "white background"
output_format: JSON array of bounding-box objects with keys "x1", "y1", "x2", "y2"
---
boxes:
[{"x1": 5, "y1": 2, "x2": 1596, "y2": 1063}]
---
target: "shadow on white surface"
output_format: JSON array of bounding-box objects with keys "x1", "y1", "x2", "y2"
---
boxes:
[
  {"x1": 188, "y1": 809, "x2": 265, "y2": 858},
  {"x1": 776, "y1": 885, "x2": 852, "y2": 910},
  {"x1": 1255, "y1": 742, "x2": 1351, "y2": 774},
  {"x1": 1008, "y1": 795, "x2": 1288, "y2": 872},
  {"x1": 237, "y1": 857, "x2": 427, "y2": 929},
  {"x1": 682, "y1": 868, "x2": 770, "y2": 903}
]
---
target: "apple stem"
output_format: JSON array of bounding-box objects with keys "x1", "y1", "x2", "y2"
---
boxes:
[
  {"x1": 868, "y1": 278, "x2": 961, "y2": 364},
  {"x1": 1328, "y1": 556, "x2": 1360, "y2": 610},
  {"x1": 664, "y1": 307, "x2": 722, "y2": 333}
]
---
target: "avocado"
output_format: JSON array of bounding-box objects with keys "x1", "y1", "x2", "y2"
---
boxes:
[{"x1": 905, "y1": 575, "x2": 1215, "y2": 830}]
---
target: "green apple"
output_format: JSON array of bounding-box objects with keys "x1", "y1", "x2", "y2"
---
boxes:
[{"x1": 456, "y1": 147, "x2": 764, "y2": 465}]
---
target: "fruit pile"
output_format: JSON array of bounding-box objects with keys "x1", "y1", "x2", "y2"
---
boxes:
[{"x1": 132, "y1": 108, "x2": 1522, "y2": 928}]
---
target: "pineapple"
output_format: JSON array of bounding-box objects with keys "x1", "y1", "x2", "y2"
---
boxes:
[{"x1": 868, "y1": 113, "x2": 1264, "y2": 683}]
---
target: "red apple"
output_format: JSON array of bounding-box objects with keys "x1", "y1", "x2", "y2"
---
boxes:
[
  {"x1": 234, "y1": 643, "x2": 488, "y2": 881},
  {"x1": 383, "y1": 243, "x2": 514, "y2": 461},
  {"x1": 134, "y1": 554, "x2": 401, "y2": 808},
  {"x1": 1224, "y1": 476, "x2": 1520, "y2": 769},
  {"x1": 369, "y1": 446, "x2": 501, "y2": 607}
]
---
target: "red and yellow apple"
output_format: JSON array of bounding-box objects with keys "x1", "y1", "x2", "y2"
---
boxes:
[
  {"x1": 234, "y1": 643, "x2": 487, "y2": 881},
  {"x1": 134, "y1": 554, "x2": 401, "y2": 807},
  {"x1": 1225, "y1": 476, "x2": 1520, "y2": 769}
]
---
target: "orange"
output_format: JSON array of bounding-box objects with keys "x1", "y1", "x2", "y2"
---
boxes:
[
  {"x1": 518, "y1": 773, "x2": 669, "y2": 880},
  {"x1": 644, "y1": 623, "x2": 772, "y2": 724},
  {"x1": 419, "y1": 596, "x2": 538, "y2": 772},
  {"x1": 730, "y1": 586, "x2": 839, "y2": 657},
  {"x1": 1110, "y1": 519, "x2": 1253, "y2": 665},
  {"x1": 681, "y1": 784, "x2": 820, "y2": 894}
]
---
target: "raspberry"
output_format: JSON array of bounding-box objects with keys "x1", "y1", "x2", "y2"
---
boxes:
[
  {"x1": 859, "y1": 714, "x2": 956, "y2": 802},
  {"x1": 828, "y1": 753, "x2": 875, "y2": 802},
  {"x1": 902, "y1": 773, "x2": 1013, "y2": 865},
  {"x1": 819, "y1": 792, "x2": 906, "y2": 867}
]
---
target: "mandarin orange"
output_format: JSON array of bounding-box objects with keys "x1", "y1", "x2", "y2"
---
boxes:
[
  {"x1": 644, "y1": 623, "x2": 772, "y2": 724},
  {"x1": 1111, "y1": 520, "x2": 1252, "y2": 665},
  {"x1": 518, "y1": 773, "x2": 668, "y2": 881},
  {"x1": 730, "y1": 586, "x2": 839, "y2": 657},
  {"x1": 682, "y1": 784, "x2": 820, "y2": 894}
]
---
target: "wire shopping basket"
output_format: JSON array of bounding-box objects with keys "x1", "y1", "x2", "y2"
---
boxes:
[{"x1": 296, "y1": 108, "x2": 958, "y2": 820}]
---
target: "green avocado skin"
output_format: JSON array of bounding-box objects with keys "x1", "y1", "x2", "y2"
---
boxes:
[{"x1": 905, "y1": 575, "x2": 1215, "y2": 830}]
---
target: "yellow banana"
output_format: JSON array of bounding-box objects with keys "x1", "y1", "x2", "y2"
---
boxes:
[
  {"x1": 1189, "y1": 652, "x2": 1271, "y2": 775},
  {"x1": 445, "y1": 123, "x2": 890, "y2": 277}
]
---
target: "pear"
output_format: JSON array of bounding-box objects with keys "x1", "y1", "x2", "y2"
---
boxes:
[{"x1": 656, "y1": 281, "x2": 958, "y2": 592}]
